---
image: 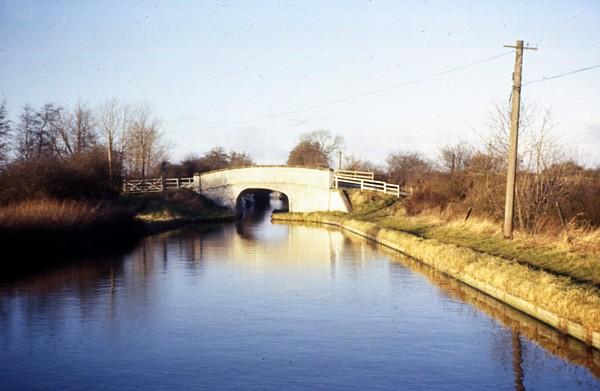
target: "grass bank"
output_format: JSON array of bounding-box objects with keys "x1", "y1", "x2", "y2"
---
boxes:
[
  {"x1": 121, "y1": 189, "x2": 235, "y2": 233},
  {"x1": 272, "y1": 190, "x2": 600, "y2": 349}
]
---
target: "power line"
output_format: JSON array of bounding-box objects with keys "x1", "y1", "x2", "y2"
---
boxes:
[
  {"x1": 524, "y1": 64, "x2": 600, "y2": 86},
  {"x1": 169, "y1": 51, "x2": 513, "y2": 133}
]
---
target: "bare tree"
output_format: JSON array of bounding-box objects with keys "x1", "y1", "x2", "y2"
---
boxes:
[
  {"x1": 167, "y1": 148, "x2": 255, "y2": 177},
  {"x1": 299, "y1": 130, "x2": 344, "y2": 164},
  {"x1": 482, "y1": 103, "x2": 571, "y2": 232},
  {"x1": 343, "y1": 154, "x2": 382, "y2": 173},
  {"x1": 69, "y1": 101, "x2": 96, "y2": 155},
  {"x1": 123, "y1": 103, "x2": 167, "y2": 178},
  {"x1": 97, "y1": 98, "x2": 130, "y2": 182},
  {"x1": 34, "y1": 103, "x2": 65, "y2": 159},
  {"x1": 287, "y1": 140, "x2": 329, "y2": 167},
  {"x1": 15, "y1": 104, "x2": 39, "y2": 160},
  {"x1": 0, "y1": 100, "x2": 10, "y2": 165},
  {"x1": 435, "y1": 142, "x2": 475, "y2": 201},
  {"x1": 438, "y1": 142, "x2": 473, "y2": 174},
  {"x1": 386, "y1": 151, "x2": 432, "y2": 187},
  {"x1": 228, "y1": 150, "x2": 254, "y2": 167},
  {"x1": 287, "y1": 130, "x2": 343, "y2": 167}
]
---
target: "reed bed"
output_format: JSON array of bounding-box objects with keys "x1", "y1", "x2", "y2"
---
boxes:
[
  {"x1": 0, "y1": 198, "x2": 116, "y2": 230},
  {"x1": 0, "y1": 198, "x2": 139, "y2": 261}
]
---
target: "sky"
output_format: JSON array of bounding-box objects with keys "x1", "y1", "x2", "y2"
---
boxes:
[{"x1": 1, "y1": 0, "x2": 599, "y2": 166}]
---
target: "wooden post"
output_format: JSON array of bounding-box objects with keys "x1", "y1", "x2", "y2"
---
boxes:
[
  {"x1": 464, "y1": 206, "x2": 473, "y2": 222},
  {"x1": 503, "y1": 40, "x2": 536, "y2": 239},
  {"x1": 160, "y1": 161, "x2": 167, "y2": 197}
]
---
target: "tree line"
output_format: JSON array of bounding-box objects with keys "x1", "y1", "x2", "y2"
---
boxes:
[
  {"x1": 0, "y1": 99, "x2": 253, "y2": 203},
  {"x1": 1, "y1": 97, "x2": 598, "y2": 231},
  {"x1": 0, "y1": 99, "x2": 167, "y2": 178},
  {"x1": 286, "y1": 112, "x2": 600, "y2": 232}
]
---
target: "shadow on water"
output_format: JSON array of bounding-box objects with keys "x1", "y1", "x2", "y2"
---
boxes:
[{"x1": 0, "y1": 235, "x2": 143, "y2": 284}]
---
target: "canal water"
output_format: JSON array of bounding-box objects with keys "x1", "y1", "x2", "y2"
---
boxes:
[{"x1": 1, "y1": 201, "x2": 599, "y2": 390}]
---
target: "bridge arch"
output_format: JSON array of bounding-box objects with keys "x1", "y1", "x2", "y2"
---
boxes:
[
  {"x1": 235, "y1": 188, "x2": 290, "y2": 213},
  {"x1": 194, "y1": 166, "x2": 349, "y2": 213}
]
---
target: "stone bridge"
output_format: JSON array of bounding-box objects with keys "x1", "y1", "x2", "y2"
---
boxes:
[{"x1": 192, "y1": 166, "x2": 349, "y2": 213}]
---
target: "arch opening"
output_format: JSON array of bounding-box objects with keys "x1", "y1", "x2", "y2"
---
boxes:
[{"x1": 235, "y1": 188, "x2": 290, "y2": 216}]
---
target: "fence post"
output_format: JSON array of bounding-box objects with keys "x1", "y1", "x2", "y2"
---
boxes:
[{"x1": 464, "y1": 206, "x2": 473, "y2": 221}]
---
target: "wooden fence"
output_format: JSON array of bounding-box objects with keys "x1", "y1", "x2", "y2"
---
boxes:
[
  {"x1": 123, "y1": 177, "x2": 194, "y2": 194},
  {"x1": 333, "y1": 170, "x2": 411, "y2": 197},
  {"x1": 334, "y1": 169, "x2": 375, "y2": 180}
]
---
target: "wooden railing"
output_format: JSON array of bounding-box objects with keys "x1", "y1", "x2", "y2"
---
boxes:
[
  {"x1": 334, "y1": 169, "x2": 375, "y2": 180},
  {"x1": 333, "y1": 171, "x2": 411, "y2": 197},
  {"x1": 123, "y1": 177, "x2": 194, "y2": 194},
  {"x1": 165, "y1": 177, "x2": 194, "y2": 189}
]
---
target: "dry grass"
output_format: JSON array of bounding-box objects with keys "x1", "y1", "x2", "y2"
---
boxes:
[
  {"x1": 0, "y1": 198, "x2": 141, "y2": 274},
  {"x1": 379, "y1": 214, "x2": 600, "y2": 286},
  {"x1": 336, "y1": 190, "x2": 600, "y2": 286},
  {"x1": 0, "y1": 198, "x2": 116, "y2": 230}
]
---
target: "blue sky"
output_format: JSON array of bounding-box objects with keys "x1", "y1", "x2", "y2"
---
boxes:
[{"x1": 1, "y1": 1, "x2": 599, "y2": 166}]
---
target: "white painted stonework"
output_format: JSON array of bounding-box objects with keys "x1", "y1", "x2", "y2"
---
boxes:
[{"x1": 193, "y1": 166, "x2": 349, "y2": 213}]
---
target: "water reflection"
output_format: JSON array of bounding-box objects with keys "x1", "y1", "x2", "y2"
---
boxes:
[
  {"x1": 368, "y1": 240, "x2": 600, "y2": 383},
  {"x1": 0, "y1": 201, "x2": 599, "y2": 390},
  {"x1": 513, "y1": 331, "x2": 525, "y2": 391}
]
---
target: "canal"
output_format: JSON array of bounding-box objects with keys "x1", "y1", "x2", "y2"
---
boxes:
[{"x1": 1, "y1": 200, "x2": 599, "y2": 390}]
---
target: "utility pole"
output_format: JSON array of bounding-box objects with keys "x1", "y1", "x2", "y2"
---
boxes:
[
  {"x1": 337, "y1": 150, "x2": 342, "y2": 171},
  {"x1": 502, "y1": 40, "x2": 537, "y2": 239}
]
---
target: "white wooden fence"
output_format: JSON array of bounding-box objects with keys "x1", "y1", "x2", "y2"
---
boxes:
[
  {"x1": 334, "y1": 169, "x2": 375, "y2": 180},
  {"x1": 333, "y1": 170, "x2": 411, "y2": 197}
]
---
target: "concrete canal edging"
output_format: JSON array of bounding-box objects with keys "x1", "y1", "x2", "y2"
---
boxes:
[{"x1": 272, "y1": 213, "x2": 600, "y2": 350}]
